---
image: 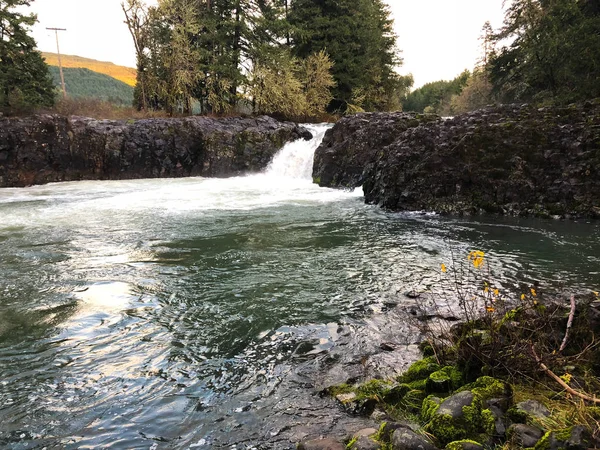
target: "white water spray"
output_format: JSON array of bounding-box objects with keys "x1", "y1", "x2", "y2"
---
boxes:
[{"x1": 266, "y1": 124, "x2": 331, "y2": 179}]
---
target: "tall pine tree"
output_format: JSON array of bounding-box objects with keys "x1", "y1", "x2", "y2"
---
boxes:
[
  {"x1": 0, "y1": 0, "x2": 55, "y2": 113},
  {"x1": 288, "y1": 0, "x2": 409, "y2": 112}
]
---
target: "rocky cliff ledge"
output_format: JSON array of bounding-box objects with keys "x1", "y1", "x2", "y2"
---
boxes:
[
  {"x1": 0, "y1": 115, "x2": 311, "y2": 187},
  {"x1": 313, "y1": 101, "x2": 600, "y2": 218}
]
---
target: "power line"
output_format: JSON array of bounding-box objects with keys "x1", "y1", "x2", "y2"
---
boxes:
[{"x1": 46, "y1": 28, "x2": 67, "y2": 99}]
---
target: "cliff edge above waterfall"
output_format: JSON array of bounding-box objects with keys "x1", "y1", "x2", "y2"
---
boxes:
[{"x1": 0, "y1": 115, "x2": 311, "y2": 188}]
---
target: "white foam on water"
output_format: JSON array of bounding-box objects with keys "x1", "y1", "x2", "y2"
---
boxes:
[{"x1": 0, "y1": 124, "x2": 362, "y2": 229}]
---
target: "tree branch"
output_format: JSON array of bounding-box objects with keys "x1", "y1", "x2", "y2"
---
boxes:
[
  {"x1": 531, "y1": 346, "x2": 600, "y2": 404},
  {"x1": 559, "y1": 295, "x2": 576, "y2": 353}
]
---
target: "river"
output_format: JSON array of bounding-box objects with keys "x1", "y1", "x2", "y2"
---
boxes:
[{"x1": 1, "y1": 124, "x2": 599, "y2": 448}]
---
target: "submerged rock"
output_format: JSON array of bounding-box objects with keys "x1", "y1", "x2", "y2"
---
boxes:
[
  {"x1": 313, "y1": 101, "x2": 600, "y2": 219},
  {"x1": 0, "y1": 114, "x2": 311, "y2": 187}
]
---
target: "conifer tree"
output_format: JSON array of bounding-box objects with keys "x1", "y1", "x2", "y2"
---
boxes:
[
  {"x1": 489, "y1": 0, "x2": 600, "y2": 104},
  {"x1": 0, "y1": 0, "x2": 54, "y2": 113},
  {"x1": 288, "y1": 0, "x2": 409, "y2": 112}
]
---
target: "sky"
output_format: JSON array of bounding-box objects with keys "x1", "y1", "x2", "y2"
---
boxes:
[{"x1": 24, "y1": 0, "x2": 506, "y2": 89}]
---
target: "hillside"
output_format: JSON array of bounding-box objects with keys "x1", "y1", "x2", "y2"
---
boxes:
[
  {"x1": 48, "y1": 67, "x2": 134, "y2": 106},
  {"x1": 42, "y1": 52, "x2": 137, "y2": 87}
]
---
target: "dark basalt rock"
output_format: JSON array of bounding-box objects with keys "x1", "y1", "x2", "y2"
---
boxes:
[
  {"x1": 0, "y1": 114, "x2": 311, "y2": 187},
  {"x1": 349, "y1": 436, "x2": 381, "y2": 450},
  {"x1": 507, "y1": 424, "x2": 544, "y2": 448},
  {"x1": 391, "y1": 427, "x2": 439, "y2": 450},
  {"x1": 312, "y1": 112, "x2": 440, "y2": 188},
  {"x1": 515, "y1": 399, "x2": 551, "y2": 419},
  {"x1": 313, "y1": 101, "x2": 600, "y2": 219}
]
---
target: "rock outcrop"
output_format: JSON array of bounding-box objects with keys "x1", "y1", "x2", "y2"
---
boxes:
[
  {"x1": 0, "y1": 115, "x2": 311, "y2": 187},
  {"x1": 313, "y1": 101, "x2": 600, "y2": 219},
  {"x1": 312, "y1": 112, "x2": 439, "y2": 189}
]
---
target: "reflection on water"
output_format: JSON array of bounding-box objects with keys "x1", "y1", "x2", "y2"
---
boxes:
[{"x1": 1, "y1": 125, "x2": 599, "y2": 448}]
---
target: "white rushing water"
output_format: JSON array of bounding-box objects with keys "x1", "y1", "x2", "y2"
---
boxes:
[{"x1": 0, "y1": 123, "x2": 361, "y2": 229}]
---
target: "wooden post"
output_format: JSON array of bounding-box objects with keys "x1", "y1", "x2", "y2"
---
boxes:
[{"x1": 46, "y1": 27, "x2": 67, "y2": 99}]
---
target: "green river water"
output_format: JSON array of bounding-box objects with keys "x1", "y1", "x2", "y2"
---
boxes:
[{"x1": 0, "y1": 124, "x2": 599, "y2": 448}]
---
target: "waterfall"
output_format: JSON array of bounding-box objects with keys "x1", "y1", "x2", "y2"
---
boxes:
[{"x1": 266, "y1": 124, "x2": 332, "y2": 180}]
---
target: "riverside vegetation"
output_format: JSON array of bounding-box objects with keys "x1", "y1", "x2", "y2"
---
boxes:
[{"x1": 309, "y1": 252, "x2": 600, "y2": 450}]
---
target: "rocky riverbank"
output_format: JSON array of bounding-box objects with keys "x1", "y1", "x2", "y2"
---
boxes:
[
  {"x1": 0, "y1": 115, "x2": 311, "y2": 187},
  {"x1": 313, "y1": 100, "x2": 600, "y2": 219},
  {"x1": 296, "y1": 293, "x2": 600, "y2": 450}
]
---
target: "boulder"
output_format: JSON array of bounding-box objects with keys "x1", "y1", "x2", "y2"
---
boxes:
[
  {"x1": 507, "y1": 424, "x2": 544, "y2": 448},
  {"x1": 425, "y1": 391, "x2": 496, "y2": 446},
  {"x1": 515, "y1": 400, "x2": 551, "y2": 419},
  {"x1": 312, "y1": 112, "x2": 440, "y2": 188},
  {"x1": 314, "y1": 101, "x2": 600, "y2": 219},
  {"x1": 349, "y1": 436, "x2": 381, "y2": 450},
  {"x1": 391, "y1": 427, "x2": 438, "y2": 450},
  {"x1": 0, "y1": 115, "x2": 311, "y2": 187}
]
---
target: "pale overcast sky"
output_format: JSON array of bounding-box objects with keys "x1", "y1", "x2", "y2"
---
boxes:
[{"x1": 25, "y1": 0, "x2": 506, "y2": 89}]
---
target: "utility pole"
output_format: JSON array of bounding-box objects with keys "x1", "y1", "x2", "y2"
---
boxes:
[{"x1": 46, "y1": 27, "x2": 67, "y2": 99}]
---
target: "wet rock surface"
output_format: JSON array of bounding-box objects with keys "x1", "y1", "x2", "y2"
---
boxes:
[
  {"x1": 0, "y1": 115, "x2": 311, "y2": 187},
  {"x1": 313, "y1": 101, "x2": 600, "y2": 218},
  {"x1": 312, "y1": 112, "x2": 439, "y2": 188}
]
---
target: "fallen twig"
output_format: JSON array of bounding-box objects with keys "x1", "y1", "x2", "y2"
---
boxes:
[
  {"x1": 559, "y1": 295, "x2": 576, "y2": 353},
  {"x1": 531, "y1": 346, "x2": 600, "y2": 404}
]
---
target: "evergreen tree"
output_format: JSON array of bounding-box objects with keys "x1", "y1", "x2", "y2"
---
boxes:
[
  {"x1": 0, "y1": 0, "x2": 55, "y2": 113},
  {"x1": 403, "y1": 71, "x2": 470, "y2": 114},
  {"x1": 288, "y1": 0, "x2": 409, "y2": 112},
  {"x1": 489, "y1": 0, "x2": 600, "y2": 104}
]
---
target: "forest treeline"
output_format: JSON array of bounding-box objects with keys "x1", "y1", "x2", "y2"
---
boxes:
[
  {"x1": 1, "y1": 0, "x2": 599, "y2": 117},
  {"x1": 406, "y1": 0, "x2": 600, "y2": 115},
  {"x1": 122, "y1": 0, "x2": 412, "y2": 119},
  {"x1": 47, "y1": 67, "x2": 134, "y2": 106}
]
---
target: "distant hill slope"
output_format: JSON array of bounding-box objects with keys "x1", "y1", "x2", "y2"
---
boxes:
[
  {"x1": 48, "y1": 67, "x2": 134, "y2": 106},
  {"x1": 42, "y1": 52, "x2": 137, "y2": 87}
]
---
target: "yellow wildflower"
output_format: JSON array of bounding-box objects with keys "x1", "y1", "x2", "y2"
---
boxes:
[
  {"x1": 560, "y1": 373, "x2": 572, "y2": 385},
  {"x1": 486, "y1": 306, "x2": 495, "y2": 313},
  {"x1": 531, "y1": 288, "x2": 537, "y2": 297},
  {"x1": 468, "y1": 250, "x2": 485, "y2": 269},
  {"x1": 494, "y1": 289, "x2": 500, "y2": 297},
  {"x1": 441, "y1": 264, "x2": 447, "y2": 273},
  {"x1": 521, "y1": 294, "x2": 526, "y2": 301},
  {"x1": 484, "y1": 286, "x2": 489, "y2": 294}
]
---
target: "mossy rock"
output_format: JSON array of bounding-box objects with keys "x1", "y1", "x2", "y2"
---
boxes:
[
  {"x1": 421, "y1": 395, "x2": 442, "y2": 422},
  {"x1": 445, "y1": 439, "x2": 484, "y2": 450},
  {"x1": 534, "y1": 426, "x2": 592, "y2": 450},
  {"x1": 459, "y1": 376, "x2": 511, "y2": 404},
  {"x1": 425, "y1": 390, "x2": 496, "y2": 447},
  {"x1": 398, "y1": 357, "x2": 441, "y2": 384},
  {"x1": 355, "y1": 379, "x2": 394, "y2": 399},
  {"x1": 507, "y1": 400, "x2": 550, "y2": 425},
  {"x1": 426, "y1": 366, "x2": 463, "y2": 394}
]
